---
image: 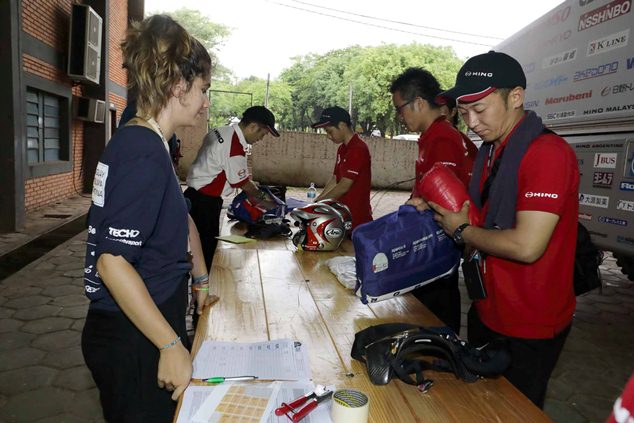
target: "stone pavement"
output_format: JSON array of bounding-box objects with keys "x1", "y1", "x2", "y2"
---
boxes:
[{"x1": 0, "y1": 189, "x2": 632, "y2": 422}]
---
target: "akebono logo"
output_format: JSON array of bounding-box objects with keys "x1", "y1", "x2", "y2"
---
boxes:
[
  {"x1": 545, "y1": 90, "x2": 592, "y2": 105},
  {"x1": 525, "y1": 192, "x2": 558, "y2": 199},
  {"x1": 578, "y1": 0, "x2": 631, "y2": 31},
  {"x1": 574, "y1": 61, "x2": 618, "y2": 81},
  {"x1": 587, "y1": 29, "x2": 630, "y2": 57}
]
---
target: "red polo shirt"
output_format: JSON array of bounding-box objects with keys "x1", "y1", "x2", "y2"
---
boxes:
[
  {"x1": 335, "y1": 134, "x2": 372, "y2": 229},
  {"x1": 413, "y1": 117, "x2": 477, "y2": 196},
  {"x1": 475, "y1": 131, "x2": 579, "y2": 339}
]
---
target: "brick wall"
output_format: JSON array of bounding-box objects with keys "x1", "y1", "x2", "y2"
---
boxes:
[
  {"x1": 109, "y1": 0, "x2": 127, "y2": 88},
  {"x1": 20, "y1": 1, "x2": 130, "y2": 212}
]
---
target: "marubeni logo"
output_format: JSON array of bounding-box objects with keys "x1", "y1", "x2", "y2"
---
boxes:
[
  {"x1": 543, "y1": 49, "x2": 577, "y2": 69},
  {"x1": 593, "y1": 153, "x2": 618, "y2": 168},
  {"x1": 578, "y1": 0, "x2": 631, "y2": 31},
  {"x1": 587, "y1": 29, "x2": 630, "y2": 57},
  {"x1": 545, "y1": 90, "x2": 592, "y2": 105}
]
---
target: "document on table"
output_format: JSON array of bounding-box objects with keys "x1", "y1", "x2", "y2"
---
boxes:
[
  {"x1": 177, "y1": 382, "x2": 334, "y2": 423},
  {"x1": 192, "y1": 339, "x2": 311, "y2": 381}
]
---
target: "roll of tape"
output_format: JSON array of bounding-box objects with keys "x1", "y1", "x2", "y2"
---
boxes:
[{"x1": 330, "y1": 389, "x2": 369, "y2": 423}]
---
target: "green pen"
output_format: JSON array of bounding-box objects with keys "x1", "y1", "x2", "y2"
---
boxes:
[{"x1": 204, "y1": 376, "x2": 258, "y2": 383}]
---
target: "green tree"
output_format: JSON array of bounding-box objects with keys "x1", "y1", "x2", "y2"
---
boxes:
[{"x1": 149, "y1": 8, "x2": 231, "y2": 76}]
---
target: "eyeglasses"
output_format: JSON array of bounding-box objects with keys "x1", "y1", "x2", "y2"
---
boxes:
[{"x1": 395, "y1": 99, "x2": 414, "y2": 114}]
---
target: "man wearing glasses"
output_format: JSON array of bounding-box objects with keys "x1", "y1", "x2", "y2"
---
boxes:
[
  {"x1": 186, "y1": 106, "x2": 280, "y2": 269},
  {"x1": 389, "y1": 68, "x2": 477, "y2": 334}
]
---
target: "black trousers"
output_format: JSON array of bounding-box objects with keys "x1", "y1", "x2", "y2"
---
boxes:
[
  {"x1": 467, "y1": 305, "x2": 571, "y2": 409},
  {"x1": 184, "y1": 187, "x2": 223, "y2": 270},
  {"x1": 82, "y1": 277, "x2": 190, "y2": 423},
  {"x1": 412, "y1": 270, "x2": 461, "y2": 334}
]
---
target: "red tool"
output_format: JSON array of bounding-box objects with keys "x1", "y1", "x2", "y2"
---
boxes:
[{"x1": 275, "y1": 386, "x2": 333, "y2": 422}]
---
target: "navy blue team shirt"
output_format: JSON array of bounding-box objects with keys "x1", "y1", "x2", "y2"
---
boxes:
[{"x1": 84, "y1": 125, "x2": 191, "y2": 311}]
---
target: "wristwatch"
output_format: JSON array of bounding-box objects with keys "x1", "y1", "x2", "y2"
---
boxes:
[{"x1": 452, "y1": 223, "x2": 470, "y2": 246}]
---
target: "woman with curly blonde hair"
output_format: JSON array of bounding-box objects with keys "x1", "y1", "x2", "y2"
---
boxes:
[{"x1": 81, "y1": 15, "x2": 211, "y2": 422}]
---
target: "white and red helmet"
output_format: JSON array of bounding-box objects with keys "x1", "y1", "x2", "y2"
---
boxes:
[
  {"x1": 316, "y1": 199, "x2": 353, "y2": 231},
  {"x1": 290, "y1": 201, "x2": 349, "y2": 251}
]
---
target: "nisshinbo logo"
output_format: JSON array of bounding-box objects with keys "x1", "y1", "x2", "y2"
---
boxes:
[
  {"x1": 525, "y1": 192, "x2": 559, "y2": 199},
  {"x1": 108, "y1": 227, "x2": 141, "y2": 238},
  {"x1": 464, "y1": 71, "x2": 493, "y2": 77}
]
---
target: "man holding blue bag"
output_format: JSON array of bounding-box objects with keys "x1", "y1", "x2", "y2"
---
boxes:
[{"x1": 389, "y1": 68, "x2": 477, "y2": 333}]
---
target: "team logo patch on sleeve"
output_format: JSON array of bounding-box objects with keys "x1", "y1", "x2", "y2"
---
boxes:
[{"x1": 92, "y1": 162, "x2": 109, "y2": 207}]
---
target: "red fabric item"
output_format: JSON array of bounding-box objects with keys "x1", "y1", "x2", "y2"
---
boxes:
[
  {"x1": 334, "y1": 134, "x2": 373, "y2": 229},
  {"x1": 474, "y1": 132, "x2": 578, "y2": 339},
  {"x1": 418, "y1": 163, "x2": 480, "y2": 225},
  {"x1": 606, "y1": 373, "x2": 634, "y2": 423},
  {"x1": 412, "y1": 117, "x2": 477, "y2": 197}
]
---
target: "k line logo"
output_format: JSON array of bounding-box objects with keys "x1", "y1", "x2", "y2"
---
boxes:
[
  {"x1": 593, "y1": 153, "x2": 617, "y2": 168},
  {"x1": 587, "y1": 29, "x2": 630, "y2": 57}
]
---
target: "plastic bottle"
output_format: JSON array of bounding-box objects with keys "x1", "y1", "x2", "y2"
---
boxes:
[{"x1": 307, "y1": 182, "x2": 317, "y2": 200}]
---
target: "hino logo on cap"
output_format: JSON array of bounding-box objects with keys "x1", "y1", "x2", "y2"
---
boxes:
[
  {"x1": 525, "y1": 192, "x2": 559, "y2": 199},
  {"x1": 464, "y1": 71, "x2": 493, "y2": 77}
]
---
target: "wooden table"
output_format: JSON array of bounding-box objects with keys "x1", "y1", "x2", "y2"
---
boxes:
[{"x1": 188, "y1": 219, "x2": 551, "y2": 422}]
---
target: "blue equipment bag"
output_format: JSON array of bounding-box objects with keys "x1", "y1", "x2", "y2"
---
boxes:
[
  {"x1": 352, "y1": 206, "x2": 461, "y2": 304},
  {"x1": 227, "y1": 185, "x2": 286, "y2": 224}
]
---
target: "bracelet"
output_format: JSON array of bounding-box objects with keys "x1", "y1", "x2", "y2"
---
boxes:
[
  {"x1": 193, "y1": 285, "x2": 209, "y2": 292},
  {"x1": 192, "y1": 274, "x2": 209, "y2": 285},
  {"x1": 160, "y1": 336, "x2": 181, "y2": 350}
]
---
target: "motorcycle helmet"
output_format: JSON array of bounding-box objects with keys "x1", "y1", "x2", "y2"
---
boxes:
[
  {"x1": 317, "y1": 199, "x2": 353, "y2": 231},
  {"x1": 290, "y1": 202, "x2": 347, "y2": 251}
]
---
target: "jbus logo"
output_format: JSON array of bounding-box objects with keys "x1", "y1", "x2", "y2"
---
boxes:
[{"x1": 593, "y1": 153, "x2": 617, "y2": 168}]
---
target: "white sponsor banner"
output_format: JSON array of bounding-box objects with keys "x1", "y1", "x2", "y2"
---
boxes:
[
  {"x1": 617, "y1": 200, "x2": 634, "y2": 212},
  {"x1": 593, "y1": 152, "x2": 618, "y2": 168},
  {"x1": 579, "y1": 193, "x2": 610, "y2": 208}
]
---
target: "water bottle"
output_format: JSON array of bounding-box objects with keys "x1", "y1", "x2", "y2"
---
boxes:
[{"x1": 307, "y1": 182, "x2": 317, "y2": 200}]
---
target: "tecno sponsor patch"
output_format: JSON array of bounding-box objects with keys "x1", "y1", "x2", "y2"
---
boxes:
[
  {"x1": 544, "y1": 110, "x2": 576, "y2": 120},
  {"x1": 593, "y1": 172, "x2": 614, "y2": 187},
  {"x1": 525, "y1": 191, "x2": 559, "y2": 199},
  {"x1": 587, "y1": 29, "x2": 630, "y2": 57},
  {"x1": 617, "y1": 199, "x2": 634, "y2": 212},
  {"x1": 594, "y1": 153, "x2": 617, "y2": 168},
  {"x1": 621, "y1": 181, "x2": 634, "y2": 191},
  {"x1": 543, "y1": 48, "x2": 577, "y2": 69},
  {"x1": 579, "y1": 212, "x2": 593, "y2": 220},
  {"x1": 598, "y1": 216, "x2": 628, "y2": 226},
  {"x1": 108, "y1": 227, "x2": 141, "y2": 238},
  {"x1": 574, "y1": 61, "x2": 618, "y2": 82},
  {"x1": 578, "y1": 0, "x2": 631, "y2": 31},
  {"x1": 579, "y1": 193, "x2": 610, "y2": 208},
  {"x1": 545, "y1": 90, "x2": 592, "y2": 105}
]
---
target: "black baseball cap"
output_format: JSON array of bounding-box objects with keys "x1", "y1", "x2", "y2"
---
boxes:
[
  {"x1": 311, "y1": 106, "x2": 351, "y2": 128},
  {"x1": 242, "y1": 106, "x2": 280, "y2": 137},
  {"x1": 436, "y1": 51, "x2": 526, "y2": 104}
]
